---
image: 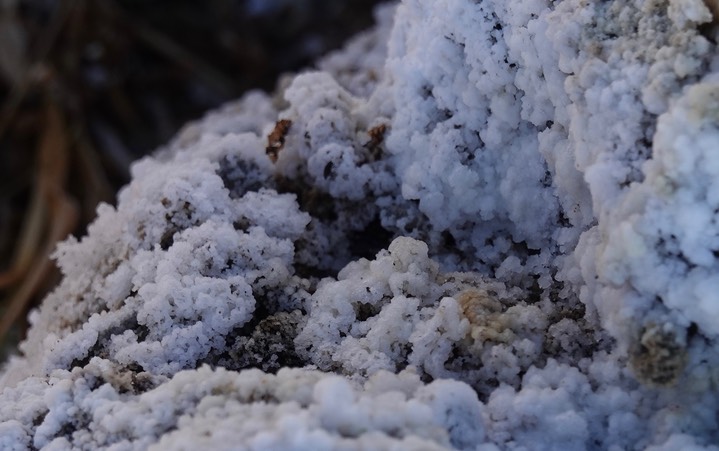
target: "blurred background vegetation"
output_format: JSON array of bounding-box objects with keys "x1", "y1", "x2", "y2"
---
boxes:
[{"x1": 0, "y1": 0, "x2": 383, "y2": 362}]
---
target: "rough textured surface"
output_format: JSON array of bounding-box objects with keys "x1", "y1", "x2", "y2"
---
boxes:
[{"x1": 2, "y1": 0, "x2": 719, "y2": 449}]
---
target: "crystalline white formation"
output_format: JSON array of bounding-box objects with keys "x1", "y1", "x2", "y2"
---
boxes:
[{"x1": 3, "y1": 0, "x2": 719, "y2": 449}]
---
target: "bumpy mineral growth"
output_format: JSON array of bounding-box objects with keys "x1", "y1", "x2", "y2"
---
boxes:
[{"x1": 2, "y1": 0, "x2": 719, "y2": 449}]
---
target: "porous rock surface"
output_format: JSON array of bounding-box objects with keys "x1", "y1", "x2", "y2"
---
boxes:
[{"x1": 2, "y1": 1, "x2": 719, "y2": 449}]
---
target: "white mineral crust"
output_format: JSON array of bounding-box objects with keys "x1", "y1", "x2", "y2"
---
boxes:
[{"x1": 2, "y1": 0, "x2": 719, "y2": 449}]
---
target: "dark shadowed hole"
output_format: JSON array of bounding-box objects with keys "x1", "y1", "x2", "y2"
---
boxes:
[{"x1": 347, "y1": 216, "x2": 394, "y2": 260}]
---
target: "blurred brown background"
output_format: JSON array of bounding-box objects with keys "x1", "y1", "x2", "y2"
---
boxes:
[{"x1": 0, "y1": 0, "x2": 384, "y2": 361}]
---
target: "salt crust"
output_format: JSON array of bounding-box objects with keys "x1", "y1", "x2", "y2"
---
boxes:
[{"x1": 3, "y1": 0, "x2": 719, "y2": 449}]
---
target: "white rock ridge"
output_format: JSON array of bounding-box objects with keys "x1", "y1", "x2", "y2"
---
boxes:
[{"x1": 2, "y1": 0, "x2": 719, "y2": 449}]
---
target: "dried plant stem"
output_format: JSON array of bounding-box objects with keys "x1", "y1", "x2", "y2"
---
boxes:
[{"x1": 0, "y1": 101, "x2": 78, "y2": 345}]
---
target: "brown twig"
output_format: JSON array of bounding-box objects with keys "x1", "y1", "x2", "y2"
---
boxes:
[{"x1": 0, "y1": 100, "x2": 78, "y2": 344}]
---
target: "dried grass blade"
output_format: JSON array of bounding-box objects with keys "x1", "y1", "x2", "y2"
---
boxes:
[{"x1": 0, "y1": 100, "x2": 77, "y2": 344}]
